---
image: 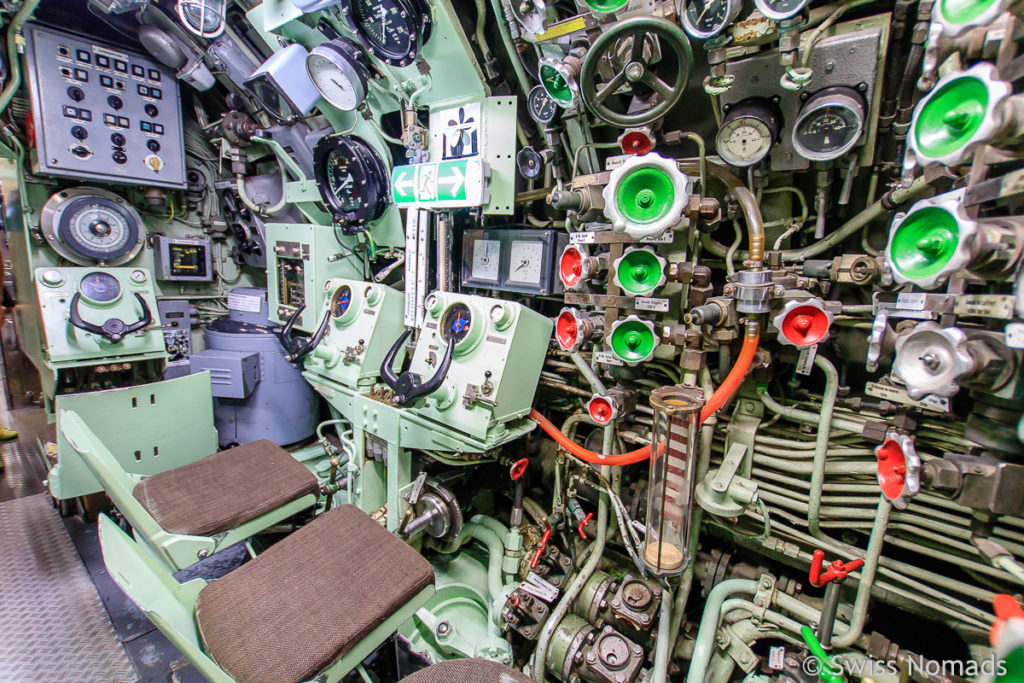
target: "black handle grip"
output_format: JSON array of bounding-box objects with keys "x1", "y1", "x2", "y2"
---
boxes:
[
  {"x1": 380, "y1": 329, "x2": 456, "y2": 406},
  {"x1": 69, "y1": 292, "x2": 152, "y2": 343},
  {"x1": 275, "y1": 304, "x2": 332, "y2": 362}
]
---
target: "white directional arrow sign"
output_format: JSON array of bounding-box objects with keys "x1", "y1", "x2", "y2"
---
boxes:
[{"x1": 391, "y1": 156, "x2": 489, "y2": 208}]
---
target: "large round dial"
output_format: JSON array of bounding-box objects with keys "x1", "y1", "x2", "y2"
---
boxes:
[
  {"x1": 441, "y1": 303, "x2": 472, "y2": 344},
  {"x1": 716, "y1": 99, "x2": 781, "y2": 167},
  {"x1": 792, "y1": 87, "x2": 867, "y2": 162},
  {"x1": 753, "y1": 0, "x2": 809, "y2": 20},
  {"x1": 79, "y1": 271, "x2": 122, "y2": 304},
  {"x1": 340, "y1": 0, "x2": 432, "y2": 68},
  {"x1": 306, "y1": 39, "x2": 368, "y2": 112},
  {"x1": 330, "y1": 285, "x2": 353, "y2": 318},
  {"x1": 313, "y1": 135, "x2": 390, "y2": 234},
  {"x1": 40, "y1": 188, "x2": 144, "y2": 266},
  {"x1": 527, "y1": 85, "x2": 559, "y2": 125},
  {"x1": 681, "y1": 0, "x2": 741, "y2": 39}
]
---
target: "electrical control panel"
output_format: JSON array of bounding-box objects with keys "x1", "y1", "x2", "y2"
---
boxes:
[
  {"x1": 304, "y1": 278, "x2": 407, "y2": 390},
  {"x1": 152, "y1": 235, "x2": 213, "y2": 282},
  {"x1": 34, "y1": 266, "x2": 165, "y2": 365},
  {"x1": 265, "y1": 223, "x2": 364, "y2": 333},
  {"x1": 405, "y1": 292, "x2": 552, "y2": 441},
  {"x1": 22, "y1": 24, "x2": 186, "y2": 188}
]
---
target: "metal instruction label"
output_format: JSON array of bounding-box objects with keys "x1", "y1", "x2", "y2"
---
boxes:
[
  {"x1": 227, "y1": 292, "x2": 262, "y2": 313},
  {"x1": 634, "y1": 297, "x2": 669, "y2": 312},
  {"x1": 795, "y1": 345, "x2": 817, "y2": 375},
  {"x1": 896, "y1": 292, "x2": 927, "y2": 310},
  {"x1": 865, "y1": 382, "x2": 950, "y2": 413},
  {"x1": 593, "y1": 351, "x2": 624, "y2": 366},
  {"x1": 953, "y1": 294, "x2": 1015, "y2": 319}
]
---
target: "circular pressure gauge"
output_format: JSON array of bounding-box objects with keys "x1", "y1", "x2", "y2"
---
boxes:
[
  {"x1": 753, "y1": 0, "x2": 809, "y2": 21},
  {"x1": 339, "y1": 0, "x2": 432, "y2": 68},
  {"x1": 527, "y1": 85, "x2": 559, "y2": 125},
  {"x1": 681, "y1": 0, "x2": 742, "y2": 39},
  {"x1": 79, "y1": 271, "x2": 122, "y2": 304},
  {"x1": 306, "y1": 38, "x2": 369, "y2": 112},
  {"x1": 716, "y1": 98, "x2": 782, "y2": 167},
  {"x1": 330, "y1": 285, "x2": 353, "y2": 318},
  {"x1": 313, "y1": 135, "x2": 390, "y2": 233},
  {"x1": 40, "y1": 187, "x2": 145, "y2": 266},
  {"x1": 441, "y1": 303, "x2": 473, "y2": 345},
  {"x1": 791, "y1": 86, "x2": 867, "y2": 162}
]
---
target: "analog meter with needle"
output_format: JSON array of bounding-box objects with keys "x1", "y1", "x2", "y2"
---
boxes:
[
  {"x1": 313, "y1": 135, "x2": 390, "y2": 233},
  {"x1": 791, "y1": 86, "x2": 867, "y2": 162},
  {"x1": 715, "y1": 98, "x2": 782, "y2": 168},
  {"x1": 507, "y1": 241, "x2": 545, "y2": 286},
  {"x1": 339, "y1": 0, "x2": 432, "y2": 68},
  {"x1": 527, "y1": 85, "x2": 559, "y2": 125},
  {"x1": 305, "y1": 38, "x2": 369, "y2": 111},
  {"x1": 753, "y1": 0, "x2": 809, "y2": 20},
  {"x1": 470, "y1": 239, "x2": 501, "y2": 283},
  {"x1": 681, "y1": 0, "x2": 742, "y2": 39},
  {"x1": 441, "y1": 302, "x2": 473, "y2": 344}
]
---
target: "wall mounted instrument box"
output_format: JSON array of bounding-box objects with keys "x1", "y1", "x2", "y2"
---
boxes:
[
  {"x1": 461, "y1": 228, "x2": 569, "y2": 295},
  {"x1": 22, "y1": 24, "x2": 187, "y2": 188},
  {"x1": 152, "y1": 236, "x2": 213, "y2": 282}
]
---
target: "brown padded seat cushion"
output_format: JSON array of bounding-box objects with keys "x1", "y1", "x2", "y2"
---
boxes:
[
  {"x1": 400, "y1": 659, "x2": 533, "y2": 683},
  {"x1": 132, "y1": 439, "x2": 318, "y2": 536},
  {"x1": 195, "y1": 504, "x2": 434, "y2": 683}
]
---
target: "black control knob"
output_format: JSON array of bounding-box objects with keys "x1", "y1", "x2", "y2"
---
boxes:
[
  {"x1": 70, "y1": 125, "x2": 88, "y2": 140},
  {"x1": 146, "y1": 139, "x2": 160, "y2": 153},
  {"x1": 67, "y1": 86, "x2": 84, "y2": 102},
  {"x1": 112, "y1": 150, "x2": 127, "y2": 164},
  {"x1": 71, "y1": 145, "x2": 90, "y2": 158},
  {"x1": 107, "y1": 95, "x2": 123, "y2": 110},
  {"x1": 144, "y1": 103, "x2": 159, "y2": 118},
  {"x1": 110, "y1": 132, "x2": 126, "y2": 147}
]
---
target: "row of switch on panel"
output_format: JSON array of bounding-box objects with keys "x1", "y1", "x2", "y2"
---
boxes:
[{"x1": 56, "y1": 44, "x2": 162, "y2": 82}]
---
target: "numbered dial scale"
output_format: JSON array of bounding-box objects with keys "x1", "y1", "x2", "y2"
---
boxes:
[
  {"x1": 753, "y1": 0, "x2": 809, "y2": 20},
  {"x1": 791, "y1": 86, "x2": 867, "y2": 162},
  {"x1": 339, "y1": 0, "x2": 432, "y2": 68},
  {"x1": 305, "y1": 38, "x2": 369, "y2": 112},
  {"x1": 313, "y1": 135, "x2": 390, "y2": 233},
  {"x1": 681, "y1": 0, "x2": 742, "y2": 39},
  {"x1": 39, "y1": 187, "x2": 145, "y2": 266},
  {"x1": 716, "y1": 98, "x2": 782, "y2": 168},
  {"x1": 527, "y1": 85, "x2": 559, "y2": 125},
  {"x1": 462, "y1": 228, "x2": 568, "y2": 295},
  {"x1": 330, "y1": 284, "x2": 353, "y2": 317}
]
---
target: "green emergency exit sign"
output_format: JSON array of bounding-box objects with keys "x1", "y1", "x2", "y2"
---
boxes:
[{"x1": 391, "y1": 156, "x2": 489, "y2": 208}]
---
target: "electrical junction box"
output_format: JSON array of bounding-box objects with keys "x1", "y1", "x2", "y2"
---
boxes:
[
  {"x1": 34, "y1": 266, "x2": 166, "y2": 366},
  {"x1": 462, "y1": 228, "x2": 569, "y2": 295},
  {"x1": 265, "y1": 223, "x2": 365, "y2": 333},
  {"x1": 406, "y1": 291, "x2": 553, "y2": 442},
  {"x1": 152, "y1": 235, "x2": 213, "y2": 282},
  {"x1": 304, "y1": 279, "x2": 407, "y2": 391},
  {"x1": 389, "y1": 97, "x2": 517, "y2": 214},
  {"x1": 189, "y1": 349, "x2": 260, "y2": 400},
  {"x1": 21, "y1": 24, "x2": 186, "y2": 188}
]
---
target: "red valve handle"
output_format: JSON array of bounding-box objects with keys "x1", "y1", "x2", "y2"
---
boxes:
[
  {"x1": 991, "y1": 594, "x2": 1024, "y2": 646},
  {"x1": 510, "y1": 458, "x2": 529, "y2": 480},
  {"x1": 577, "y1": 512, "x2": 593, "y2": 539},
  {"x1": 531, "y1": 525, "x2": 552, "y2": 569},
  {"x1": 809, "y1": 548, "x2": 865, "y2": 587}
]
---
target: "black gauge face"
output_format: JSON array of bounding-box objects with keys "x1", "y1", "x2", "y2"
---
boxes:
[
  {"x1": 794, "y1": 105, "x2": 862, "y2": 157},
  {"x1": 684, "y1": 0, "x2": 732, "y2": 35},
  {"x1": 314, "y1": 135, "x2": 389, "y2": 233},
  {"x1": 80, "y1": 271, "x2": 121, "y2": 303},
  {"x1": 325, "y1": 148, "x2": 363, "y2": 214},
  {"x1": 527, "y1": 85, "x2": 558, "y2": 125},
  {"x1": 58, "y1": 196, "x2": 140, "y2": 263},
  {"x1": 330, "y1": 285, "x2": 353, "y2": 318},
  {"x1": 441, "y1": 303, "x2": 472, "y2": 344},
  {"x1": 756, "y1": 0, "x2": 806, "y2": 16},
  {"x1": 352, "y1": 0, "x2": 416, "y2": 60}
]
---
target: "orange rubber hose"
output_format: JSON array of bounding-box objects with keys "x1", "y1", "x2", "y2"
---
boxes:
[{"x1": 530, "y1": 325, "x2": 760, "y2": 466}]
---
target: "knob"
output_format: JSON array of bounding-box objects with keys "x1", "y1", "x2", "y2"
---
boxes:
[
  {"x1": 70, "y1": 125, "x2": 88, "y2": 140},
  {"x1": 67, "y1": 86, "x2": 84, "y2": 101},
  {"x1": 772, "y1": 298, "x2": 834, "y2": 349},
  {"x1": 107, "y1": 95, "x2": 123, "y2": 110},
  {"x1": 892, "y1": 322, "x2": 975, "y2": 400}
]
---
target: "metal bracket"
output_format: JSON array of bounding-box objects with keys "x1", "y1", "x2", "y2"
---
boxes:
[
  {"x1": 725, "y1": 400, "x2": 762, "y2": 478},
  {"x1": 752, "y1": 573, "x2": 777, "y2": 624},
  {"x1": 718, "y1": 623, "x2": 760, "y2": 673}
]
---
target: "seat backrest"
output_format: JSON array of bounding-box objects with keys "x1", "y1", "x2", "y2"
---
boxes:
[
  {"x1": 97, "y1": 514, "x2": 234, "y2": 683},
  {"x1": 50, "y1": 372, "x2": 219, "y2": 499}
]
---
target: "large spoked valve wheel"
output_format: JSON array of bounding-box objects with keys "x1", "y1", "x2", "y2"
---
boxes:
[{"x1": 580, "y1": 15, "x2": 693, "y2": 128}]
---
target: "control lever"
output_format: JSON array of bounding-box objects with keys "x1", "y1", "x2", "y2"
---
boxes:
[
  {"x1": 380, "y1": 328, "x2": 455, "y2": 406},
  {"x1": 69, "y1": 292, "x2": 152, "y2": 343},
  {"x1": 809, "y1": 549, "x2": 864, "y2": 650},
  {"x1": 276, "y1": 304, "x2": 331, "y2": 362}
]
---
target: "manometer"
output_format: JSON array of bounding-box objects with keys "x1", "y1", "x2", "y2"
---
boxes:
[
  {"x1": 507, "y1": 240, "x2": 545, "y2": 286},
  {"x1": 313, "y1": 135, "x2": 390, "y2": 233},
  {"x1": 791, "y1": 86, "x2": 867, "y2": 162},
  {"x1": 681, "y1": 0, "x2": 742, "y2": 39},
  {"x1": 441, "y1": 302, "x2": 472, "y2": 344},
  {"x1": 716, "y1": 98, "x2": 781, "y2": 168},
  {"x1": 40, "y1": 187, "x2": 145, "y2": 266},
  {"x1": 527, "y1": 85, "x2": 559, "y2": 125},
  {"x1": 79, "y1": 271, "x2": 122, "y2": 304},
  {"x1": 339, "y1": 0, "x2": 432, "y2": 68},
  {"x1": 330, "y1": 285, "x2": 353, "y2": 317},
  {"x1": 305, "y1": 38, "x2": 369, "y2": 112},
  {"x1": 753, "y1": 0, "x2": 809, "y2": 21}
]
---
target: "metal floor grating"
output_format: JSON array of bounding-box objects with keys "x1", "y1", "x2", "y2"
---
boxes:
[
  {"x1": 0, "y1": 493, "x2": 138, "y2": 682},
  {"x1": 0, "y1": 440, "x2": 47, "y2": 502}
]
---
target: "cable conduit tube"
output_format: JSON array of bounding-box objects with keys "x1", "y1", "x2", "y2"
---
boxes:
[{"x1": 529, "y1": 323, "x2": 760, "y2": 466}]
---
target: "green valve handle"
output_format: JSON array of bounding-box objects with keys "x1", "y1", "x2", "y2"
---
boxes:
[{"x1": 800, "y1": 625, "x2": 845, "y2": 683}]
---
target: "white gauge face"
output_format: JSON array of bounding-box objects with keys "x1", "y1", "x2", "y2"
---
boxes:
[
  {"x1": 753, "y1": 0, "x2": 809, "y2": 20},
  {"x1": 717, "y1": 116, "x2": 773, "y2": 167},
  {"x1": 306, "y1": 51, "x2": 365, "y2": 111},
  {"x1": 471, "y1": 239, "x2": 501, "y2": 282},
  {"x1": 507, "y1": 241, "x2": 545, "y2": 285},
  {"x1": 67, "y1": 204, "x2": 133, "y2": 256}
]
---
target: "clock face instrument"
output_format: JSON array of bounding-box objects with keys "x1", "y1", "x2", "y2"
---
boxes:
[
  {"x1": 79, "y1": 271, "x2": 122, "y2": 304},
  {"x1": 507, "y1": 241, "x2": 545, "y2": 285},
  {"x1": 528, "y1": 85, "x2": 559, "y2": 125},
  {"x1": 339, "y1": 0, "x2": 432, "y2": 67},
  {"x1": 753, "y1": 0, "x2": 809, "y2": 20},
  {"x1": 792, "y1": 87, "x2": 867, "y2": 162},
  {"x1": 681, "y1": 0, "x2": 741, "y2": 39},
  {"x1": 471, "y1": 239, "x2": 501, "y2": 282},
  {"x1": 716, "y1": 99, "x2": 782, "y2": 167}
]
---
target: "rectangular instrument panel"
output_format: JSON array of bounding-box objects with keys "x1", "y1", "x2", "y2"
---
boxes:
[{"x1": 22, "y1": 24, "x2": 186, "y2": 188}]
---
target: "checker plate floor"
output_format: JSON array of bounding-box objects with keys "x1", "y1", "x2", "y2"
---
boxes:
[{"x1": 0, "y1": 493, "x2": 138, "y2": 682}]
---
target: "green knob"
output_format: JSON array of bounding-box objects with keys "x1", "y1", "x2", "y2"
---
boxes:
[
  {"x1": 615, "y1": 166, "x2": 675, "y2": 225},
  {"x1": 939, "y1": 0, "x2": 1000, "y2": 25},
  {"x1": 800, "y1": 625, "x2": 845, "y2": 683},
  {"x1": 540, "y1": 63, "x2": 574, "y2": 108},
  {"x1": 614, "y1": 248, "x2": 666, "y2": 296},
  {"x1": 913, "y1": 74, "x2": 989, "y2": 159},
  {"x1": 585, "y1": 0, "x2": 628, "y2": 11},
  {"x1": 888, "y1": 206, "x2": 963, "y2": 284},
  {"x1": 610, "y1": 318, "x2": 657, "y2": 363}
]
